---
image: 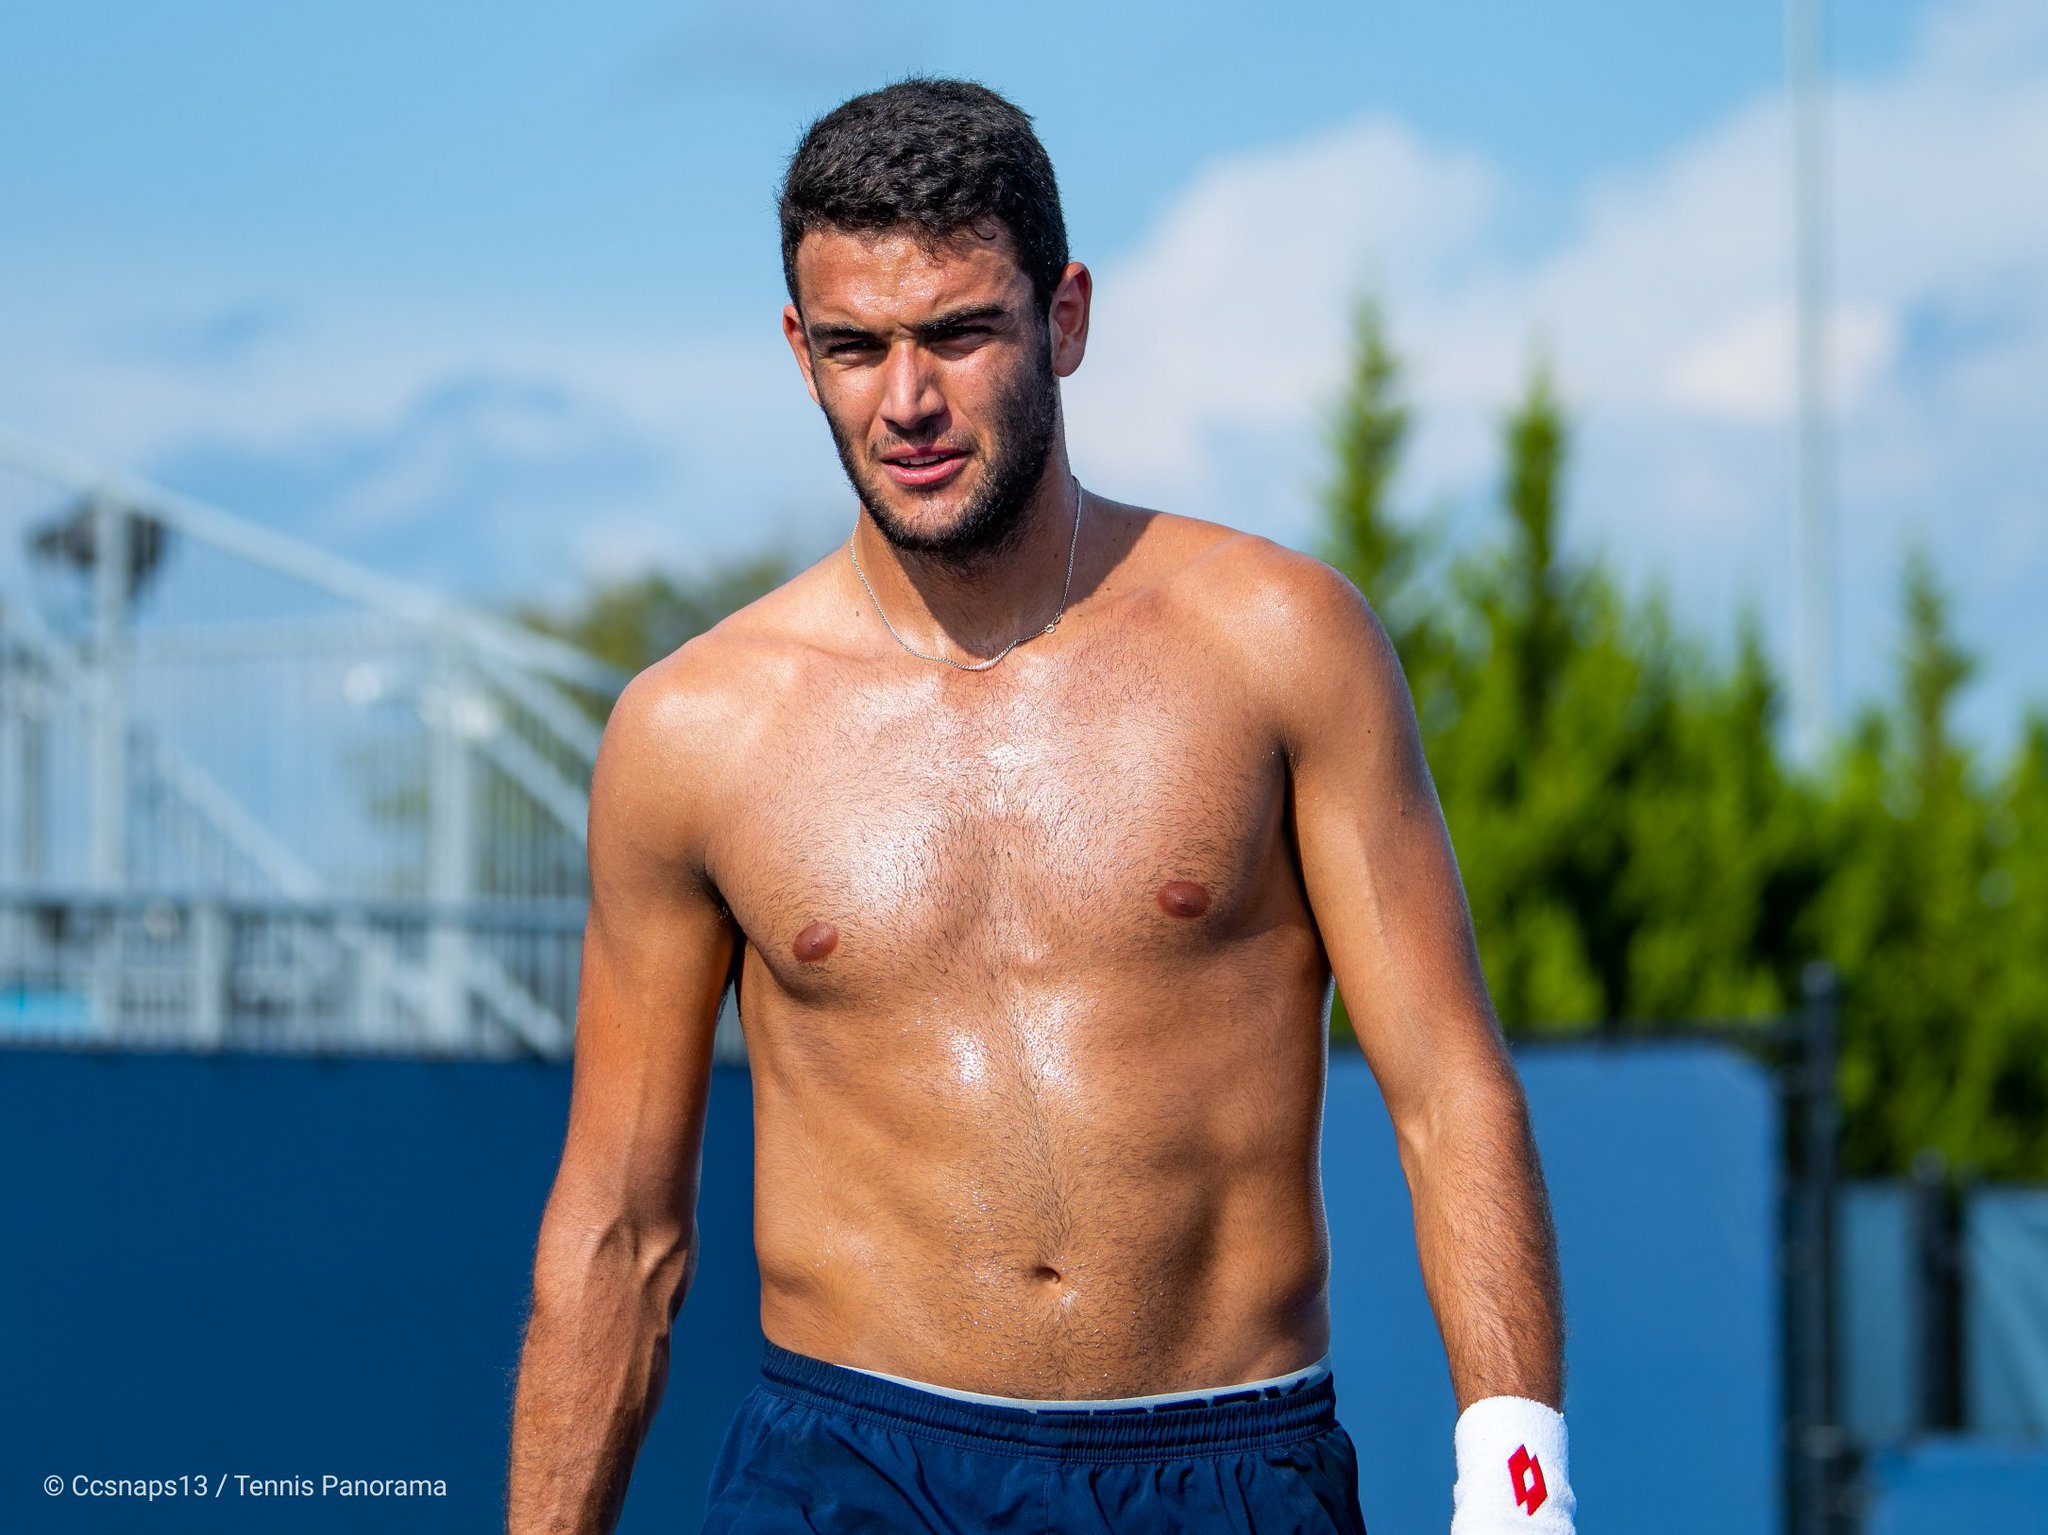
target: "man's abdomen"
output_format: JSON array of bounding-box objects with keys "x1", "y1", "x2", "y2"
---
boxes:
[{"x1": 743, "y1": 966, "x2": 1335, "y2": 1399}]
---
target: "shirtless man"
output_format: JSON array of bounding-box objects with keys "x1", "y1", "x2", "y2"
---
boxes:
[{"x1": 507, "y1": 79, "x2": 1573, "y2": 1535}]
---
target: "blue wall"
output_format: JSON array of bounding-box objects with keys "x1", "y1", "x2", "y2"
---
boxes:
[
  {"x1": 1, "y1": 1043, "x2": 1777, "y2": 1532},
  {"x1": 1864, "y1": 1442, "x2": 2048, "y2": 1534},
  {"x1": 1328, "y1": 1044, "x2": 1780, "y2": 1534}
]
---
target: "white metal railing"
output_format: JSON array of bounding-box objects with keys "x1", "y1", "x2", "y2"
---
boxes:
[
  {"x1": 0, "y1": 887, "x2": 584, "y2": 1057},
  {"x1": 0, "y1": 425, "x2": 646, "y2": 1057},
  {"x1": 0, "y1": 886, "x2": 747, "y2": 1062}
]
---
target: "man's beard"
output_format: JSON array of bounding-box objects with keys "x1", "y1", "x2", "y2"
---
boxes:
[{"x1": 822, "y1": 343, "x2": 1061, "y2": 565}]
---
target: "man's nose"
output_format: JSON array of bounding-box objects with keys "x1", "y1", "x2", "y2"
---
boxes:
[{"x1": 878, "y1": 344, "x2": 947, "y2": 436}]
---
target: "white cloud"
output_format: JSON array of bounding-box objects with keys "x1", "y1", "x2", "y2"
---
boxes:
[
  {"x1": 1061, "y1": 0, "x2": 2048, "y2": 738},
  {"x1": 3, "y1": 0, "x2": 2042, "y2": 739},
  {"x1": 1666, "y1": 302, "x2": 1896, "y2": 423},
  {"x1": 1072, "y1": 0, "x2": 2044, "y2": 473},
  {"x1": 0, "y1": 299, "x2": 842, "y2": 595},
  {"x1": 1065, "y1": 116, "x2": 1496, "y2": 496}
]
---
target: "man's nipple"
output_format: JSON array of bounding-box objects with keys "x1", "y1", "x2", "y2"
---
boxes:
[
  {"x1": 1156, "y1": 881, "x2": 1212, "y2": 918},
  {"x1": 792, "y1": 921, "x2": 840, "y2": 963}
]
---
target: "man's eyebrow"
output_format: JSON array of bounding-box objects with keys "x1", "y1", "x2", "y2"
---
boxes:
[
  {"x1": 804, "y1": 319, "x2": 879, "y2": 346},
  {"x1": 805, "y1": 304, "x2": 1013, "y2": 347},
  {"x1": 911, "y1": 304, "x2": 1011, "y2": 338}
]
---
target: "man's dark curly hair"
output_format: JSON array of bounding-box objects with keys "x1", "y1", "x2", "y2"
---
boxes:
[{"x1": 779, "y1": 78, "x2": 1070, "y2": 319}]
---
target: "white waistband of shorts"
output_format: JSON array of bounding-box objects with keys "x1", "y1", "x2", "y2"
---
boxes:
[{"x1": 842, "y1": 1353, "x2": 1333, "y2": 1412}]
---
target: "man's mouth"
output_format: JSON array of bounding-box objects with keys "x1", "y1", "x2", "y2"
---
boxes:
[{"x1": 880, "y1": 449, "x2": 968, "y2": 488}]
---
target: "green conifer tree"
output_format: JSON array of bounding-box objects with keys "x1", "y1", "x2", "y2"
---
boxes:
[
  {"x1": 1816, "y1": 548, "x2": 2028, "y2": 1173},
  {"x1": 1303, "y1": 302, "x2": 2048, "y2": 1174}
]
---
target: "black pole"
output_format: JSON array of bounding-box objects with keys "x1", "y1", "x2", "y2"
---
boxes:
[
  {"x1": 1787, "y1": 962, "x2": 1844, "y2": 1535},
  {"x1": 1782, "y1": 991, "x2": 1812, "y2": 1535},
  {"x1": 1908, "y1": 1150, "x2": 1961, "y2": 1431}
]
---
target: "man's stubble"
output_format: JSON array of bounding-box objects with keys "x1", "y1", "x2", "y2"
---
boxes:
[{"x1": 819, "y1": 329, "x2": 1062, "y2": 568}]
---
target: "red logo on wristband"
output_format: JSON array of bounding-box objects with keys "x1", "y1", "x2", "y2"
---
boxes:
[{"x1": 1508, "y1": 1446, "x2": 1548, "y2": 1515}]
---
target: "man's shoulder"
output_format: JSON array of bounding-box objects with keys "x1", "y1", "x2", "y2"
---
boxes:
[
  {"x1": 1132, "y1": 510, "x2": 1379, "y2": 658},
  {"x1": 599, "y1": 552, "x2": 840, "y2": 772},
  {"x1": 1116, "y1": 508, "x2": 1400, "y2": 754}
]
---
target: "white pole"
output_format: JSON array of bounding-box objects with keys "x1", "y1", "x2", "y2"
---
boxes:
[
  {"x1": 90, "y1": 489, "x2": 128, "y2": 888},
  {"x1": 87, "y1": 491, "x2": 129, "y2": 1035},
  {"x1": 427, "y1": 644, "x2": 475, "y2": 1048},
  {"x1": 1788, "y1": 0, "x2": 1835, "y2": 763},
  {"x1": 190, "y1": 899, "x2": 226, "y2": 1048}
]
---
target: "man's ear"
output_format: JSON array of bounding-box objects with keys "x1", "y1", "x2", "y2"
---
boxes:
[
  {"x1": 782, "y1": 303, "x2": 821, "y2": 405},
  {"x1": 1047, "y1": 262, "x2": 1093, "y2": 379}
]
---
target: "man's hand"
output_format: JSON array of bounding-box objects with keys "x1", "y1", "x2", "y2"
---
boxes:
[{"x1": 506, "y1": 657, "x2": 738, "y2": 1535}]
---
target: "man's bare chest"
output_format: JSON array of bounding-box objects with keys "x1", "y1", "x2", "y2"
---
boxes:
[{"x1": 706, "y1": 654, "x2": 1289, "y2": 1002}]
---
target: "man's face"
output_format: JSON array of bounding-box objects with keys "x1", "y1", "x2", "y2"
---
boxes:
[{"x1": 783, "y1": 227, "x2": 1088, "y2": 562}]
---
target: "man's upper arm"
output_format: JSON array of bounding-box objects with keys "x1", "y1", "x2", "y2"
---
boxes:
[
  {"x1": 550, "y1": 658, "x2": 737, "y2": 1241},
  {"x1": 1263, "y1": 553, "x2": 1516, "y2": 1145}
]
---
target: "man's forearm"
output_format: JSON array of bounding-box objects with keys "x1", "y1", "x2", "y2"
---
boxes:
[
  {"x1": 506, "y1": 1224, "x2": 694, "y2": 1535},
  {"x1": 1402, "y1": 1073, "x2": 1564, "y2": 1409}
]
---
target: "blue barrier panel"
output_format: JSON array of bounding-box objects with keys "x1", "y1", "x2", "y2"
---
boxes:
[
  {"x1": 0, "y1": 1053, "x2": 761, "y2": 1533},
  {"x1": 1966, "y1": 1188, "x2": 2048, "y2": 1436},
  {"x1": 1840, "y1": 1182, "x2": 1918, "y2": 1444},
  {"x1": 1323, "y1": 1043, "x2": 1779, "y2": 1535},
  {"x1": 2, "y1": 1042, "x2": 1777, "y2": 1533},
  {"x1": 1865, "y1": 1441, "x2": 2048, "y2": 1533}
]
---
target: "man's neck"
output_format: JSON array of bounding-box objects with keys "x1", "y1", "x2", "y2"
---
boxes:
[{"x1": 852, "y1": 458, "x2": 1082, "y2": 663}]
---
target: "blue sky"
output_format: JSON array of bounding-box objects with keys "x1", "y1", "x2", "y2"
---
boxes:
[{"x1": 4, "y1": 0, "x2": 2042, "y2": 753}]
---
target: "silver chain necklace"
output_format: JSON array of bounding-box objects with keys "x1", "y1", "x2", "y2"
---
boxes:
[{"x1": 849, "y1": 475, "x2": 1084, "y2": 672}]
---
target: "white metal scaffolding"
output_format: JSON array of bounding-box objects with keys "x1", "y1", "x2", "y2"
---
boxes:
[{"x1": 0, "y1": 425, "x2": 627, "y2": 1058}]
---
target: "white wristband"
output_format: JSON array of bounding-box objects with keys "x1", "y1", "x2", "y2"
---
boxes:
[{"x1": 1450, "y1": 1395, "x2": 1575, "y2": 1533}]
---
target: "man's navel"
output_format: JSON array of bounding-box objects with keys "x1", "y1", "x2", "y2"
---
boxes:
[{"x1": 1156, "y1": 881, "x2": 1212, "y2": 919}]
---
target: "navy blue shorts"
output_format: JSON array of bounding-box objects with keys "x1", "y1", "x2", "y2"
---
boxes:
[{"x1": 700, "y1": 1343, "x2": 1368, "y2": 1533}]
